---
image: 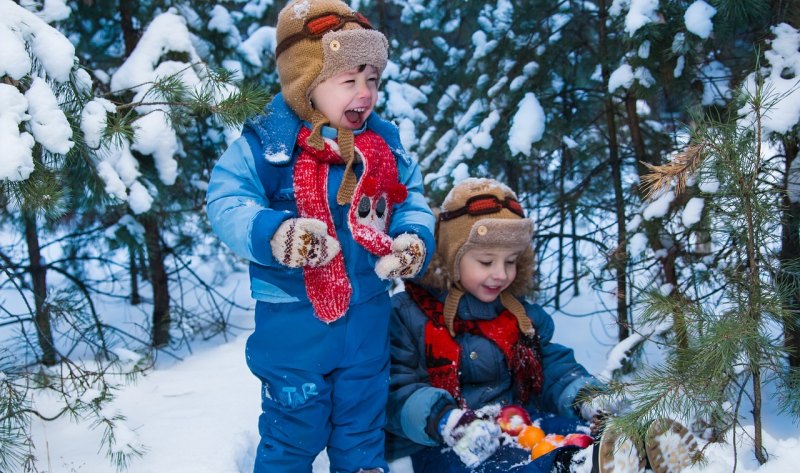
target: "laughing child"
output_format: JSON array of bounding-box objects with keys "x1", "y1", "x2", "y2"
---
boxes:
[{"x1": 206, "y1": 1, "x2": 435, "y2": 471}]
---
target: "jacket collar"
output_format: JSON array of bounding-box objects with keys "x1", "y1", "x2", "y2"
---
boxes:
[
  {"x1": 243, "y1": 93, "x2": 301, "y2": 165},
  {"x1": 243, "y1": 92, "x2": 408, "y2": 166},
  {"x1": 428, "y1": 288, "x2": 501, "y2": 321},
  {"x1": 458, "y1": 293, "x2": 504, "y2": 321}
]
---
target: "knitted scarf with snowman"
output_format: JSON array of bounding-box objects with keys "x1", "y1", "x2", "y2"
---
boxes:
[{"x1": 269, "y1": 0, "x2": 425, "y2": 322}]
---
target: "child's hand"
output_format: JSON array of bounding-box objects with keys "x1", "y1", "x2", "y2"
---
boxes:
[
  {"x1": 440, "y1": 408, "x2": 501, "y2": 468},
  {"x1": 578, "y1": 392, "x2": 622, "y2": 421},
  {"x1": 374, "y1": 233, "x2": 426, "y2": 279},
  {"x1": 270, "y1": 218, "x2": 340, "y2": 268},
  {"x1": 577, "y1": 389, "x2": 624, "y2": 436}
]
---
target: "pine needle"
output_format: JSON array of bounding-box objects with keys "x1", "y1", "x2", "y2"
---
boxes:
[{"x1": 640, "y1": 144, "x2": 706, "y2": 200}]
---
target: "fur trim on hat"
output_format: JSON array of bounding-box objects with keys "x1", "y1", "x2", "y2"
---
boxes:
[
  {"x1": 276, "y1": 0, "x2": 388, "y2": 121},
  {"x1": 450, "y1": 217, "x2": 533, "y2": 283},
  {"x1": 308, "y1": 29, "x2": 388, "y2": 97}
]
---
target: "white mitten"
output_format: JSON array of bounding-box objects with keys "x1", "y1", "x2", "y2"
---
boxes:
[
  {"x1": 374, "y1": 233, "x2": 426, "y2": 279},
  {"x1": 577, "y1": 389, "x2": 624, "y2": 436},
  {"x1": 578, "y1": 391, "x2": 622, "y2": 421},
  {"x1": 270, "y1": 218, "x2": 340, "y2": 268},
  {"x1": 440, "y1": 408, "x2": 501, "y2": 468}
]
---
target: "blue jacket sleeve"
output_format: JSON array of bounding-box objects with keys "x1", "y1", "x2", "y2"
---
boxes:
[
  {"x1": 389, "y1": 149, "x2": 435, "y2": 273},
  {"x1": 526, "y1": 301, "x2": 605, "y2": 418},
  {"x1": 387, "y1": 292, "x2": 454, "y2": 446},
  {"x1": 205, "y1": 136, "x2": 294, "y2": 266}
]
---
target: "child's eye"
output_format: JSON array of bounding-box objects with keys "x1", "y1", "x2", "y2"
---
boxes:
[
  {"x1": 506, "y1": 260, "x2": 517, "y2": 265},
  {"x1": 479, "y1": 261, "x2": 492, "y2": 266},
  {"x1": 368, "y1": 77, "x2": 378, "y2": 82}
]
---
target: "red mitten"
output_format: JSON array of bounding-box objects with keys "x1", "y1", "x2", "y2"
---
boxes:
[{"x1": 270, "y1": 218, "x2": 340, "y2": 268}]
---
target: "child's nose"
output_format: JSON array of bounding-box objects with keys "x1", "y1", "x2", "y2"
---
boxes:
[
  {"x1": 355, "y1": 79, "x2": 370, "y2": 97},
  {"x1": 491, "y1": 264, "x2": 509, "y2": 280}
]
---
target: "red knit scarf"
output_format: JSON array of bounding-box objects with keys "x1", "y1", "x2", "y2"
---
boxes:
[
  {"x1": 293, "y1": 127, "x2": 407, "y2": 322},
  {"x1": 404, "y1": 282, "x2": 544, "y2": 408}
]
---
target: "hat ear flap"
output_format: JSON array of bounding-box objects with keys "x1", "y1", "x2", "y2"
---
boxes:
[
  {"x1": 432, "y1": 208, "x2": 441, "y2": 242},
  {"x1": 507, "y1": 246, "x2": 535, "y2": 297}
]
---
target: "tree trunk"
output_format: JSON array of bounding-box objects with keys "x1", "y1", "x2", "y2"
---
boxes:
[
  {"x1": 571, "y1": 204, "x2": 580, "y2": 296},
  {"x1": 625, "y1": 93, "x2": 690, "y2": 350},
  {"x1": 747, "y1": 109, "x2": 767, "y2": 464},
  {"x1": 23, "y1": 212, "x2": 57, "y2": 366},
  {"x1": 772, "y1": 0, "x2": 800, "y2": 28},
  {"x1": 143, "y1": 216, "x2": 170, "y2": 348},
  {"x1": 119, "y1": 1, "x2": 140, "y2": 56},
  {"x1": 599, "y1": 0, "x2": 629, "y2": 341},
  {"x1": 129, "y1": 244, "x2": 141, "y2": 305},
  {"x1": 556, "y1": 142, "x2": 567, "y2": 310},
  {"x1": 780, "y1": 135, "x2": 800, "y2": 367},
  {"x1": 375, "y1": 0, "x2": 386, "y2": 29},
  {"x1": 752, "y1": 365, "x2": 767, "y2": 463},
  {"x1": 504, "y1": 159, "x2": 522, "y2": 196}
]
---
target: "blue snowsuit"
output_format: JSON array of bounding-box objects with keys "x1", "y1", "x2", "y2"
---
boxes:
[
  {"x1": 206, "y1": 94, "x2": 435, "y2": 473},
  {"x1": 386, "y1": 288, "x2": 603, "y2": 472}
]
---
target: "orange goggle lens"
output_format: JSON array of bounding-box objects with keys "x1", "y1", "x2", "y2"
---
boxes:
[
  {"x1": 305, "y1": 12, "x2": 372, "y2": 36},
  {"x1": 306, "y1": 14, "x2": 343, "y2": 35}
]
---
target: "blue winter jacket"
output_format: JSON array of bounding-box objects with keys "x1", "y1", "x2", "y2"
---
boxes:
[
  {"x1": 385, "y1": 288, "x2": 603, "y2": 460},
  {"x1": 206, "y1": 94, "x2": 435, "y2": 305}
]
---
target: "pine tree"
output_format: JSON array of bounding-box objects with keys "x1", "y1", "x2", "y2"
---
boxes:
[
  {"x1": 0, "y1": 1, "x2": 268, "y2": 470},
  {"x1": 58, "y1": 0, "x2": 269, "y2": 349},
  {"x1": 611, "y1": 71, "x2": 800, "y2": 466}
]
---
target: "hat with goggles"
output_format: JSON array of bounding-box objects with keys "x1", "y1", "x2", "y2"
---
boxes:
[
  {"x1": 275, "y1": 1, "x2": 389, "y2": 204},
  {"x1": 431, "y1": 178, "x2": 535, "y2": 336}
]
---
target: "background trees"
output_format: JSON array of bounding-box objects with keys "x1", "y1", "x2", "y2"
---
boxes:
[
  {"x1": 376, "y1": 0, "x2": 800, "y2": 465},
  {"x1": 1, "y1": 0, "x2": 268, "y2": 468}
]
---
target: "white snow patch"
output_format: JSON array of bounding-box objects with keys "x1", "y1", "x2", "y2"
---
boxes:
[
  {"x1": 685, "y1": 1, "x2": 716, "y2": 39},
  {"x1": 643, "y1": 191, "x2": 675, "y2": 220},
  {"x1": 681, "y1": 197, "x2": 704, "y2": 227},
  {"x1": 508, "y1": 93, "x2": 545, "y2": 157}
]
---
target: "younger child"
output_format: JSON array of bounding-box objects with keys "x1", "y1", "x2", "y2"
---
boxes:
[
  {"x1": 206, "y1": 1, "x2": 435, "y2": 472},
  {"x1": 385, "y1": 178, "x2": 696, "y2": 473}
]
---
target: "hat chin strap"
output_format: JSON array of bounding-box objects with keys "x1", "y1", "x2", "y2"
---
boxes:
[
  {"x1": 307, "y1": 110, "x2": 358, "y2": 205},
  {"x1": 335, "y1": 128, "x2": 356, "y2": 205},
  {"x1": 499, "y1": 291, "x2": 534, "y2": 335},
  {"x1": 306, "y1": 110, "x2": 328, "y2": 150},
  {"x1": 443, "y1": 285, "x2": 464, "y2": 337},
  {"x1": 443, "y1": 282, "x2": 534, "y2": 337}
]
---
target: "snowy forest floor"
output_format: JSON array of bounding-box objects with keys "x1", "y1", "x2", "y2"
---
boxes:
[{"x1": 14, "y1": 268, "x2": 800, "y2": 473}]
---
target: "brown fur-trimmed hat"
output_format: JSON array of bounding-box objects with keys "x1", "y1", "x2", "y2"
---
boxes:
[
  {"x1": 275, "y1": 0, "x2": 389, "y2": 205},
  {"x1": 275, "y1": 0, "x2": 388, "y2": 121},
  {"x1": 421, "y1": 178, "x2": 535, "y2": 335}
]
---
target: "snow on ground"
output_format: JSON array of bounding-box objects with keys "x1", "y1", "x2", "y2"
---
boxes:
[
  {"x1": 31, "y1": 334, "x2": 260, "y2": 473},
  {"x1": 21, "y1": 272, "x2": 799, "y2": 472}
]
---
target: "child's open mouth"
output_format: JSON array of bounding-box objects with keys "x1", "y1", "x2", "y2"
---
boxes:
[{"x1": 344, "y1": 107, "x2": 366, "y2": 126}]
